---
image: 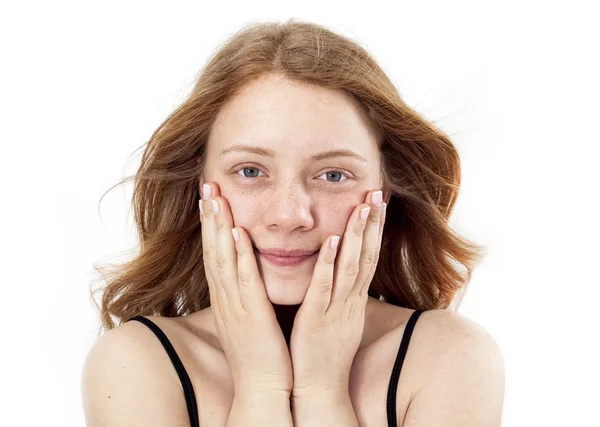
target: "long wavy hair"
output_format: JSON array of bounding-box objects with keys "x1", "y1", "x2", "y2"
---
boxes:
[{"x1": 91, "y1": 19, "x2": 487, "y2": 334}]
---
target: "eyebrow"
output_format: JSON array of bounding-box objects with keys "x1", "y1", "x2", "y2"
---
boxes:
[{"x1": 220, "y1": 144, "x2": 368, "y2": 163}]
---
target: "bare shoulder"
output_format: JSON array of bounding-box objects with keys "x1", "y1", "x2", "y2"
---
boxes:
[
  {"x1": 408, "y1": 308, "x2": 502, "y2": 349},
  {"x1": 412, "y1": 309, "x2": 504, "y2": 375},
  {"x1": 402, "y1": 309, "x2": 506, "y2": 427},
  {"x1": 81, "y1": 317, "x2": 190, "y2": 426},
  {"x1": 405, "y1": 308, "x2": 505, "y2": 389}
]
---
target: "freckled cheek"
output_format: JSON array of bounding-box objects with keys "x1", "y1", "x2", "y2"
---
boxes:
[
  {"x1": 326, "y1": 201, "x2": 359, "y2": 233},
  {"x1": 227, "y1": 195, "x2": 263, "y2": 227}
]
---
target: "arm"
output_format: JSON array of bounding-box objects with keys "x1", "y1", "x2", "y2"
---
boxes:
[
  {"x1": 81, "y1": 323, "x2": 192, "y2": 426},
  {"x1": 228, "y1": 388, "x2": 293, "y2": 427},
  {"x1": 82, "y1": 322, "x2": 295, "y2": 427},
  {"x1": 291, "y1": 390, "x2": 359, "y2": 427},
  {"x1": 403, "y1": 315, "x2": 506, "y2": 427}
]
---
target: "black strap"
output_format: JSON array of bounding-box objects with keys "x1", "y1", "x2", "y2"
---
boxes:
[
  {"x1": 126, "y1": 309, "x2": 424, "y2": 427},
  {"x1": 127, "y1": 316, "x2": 200, "y2": 427},
  {"x1": 386, "y1": 309, "x2": 425, "y2": 427}
]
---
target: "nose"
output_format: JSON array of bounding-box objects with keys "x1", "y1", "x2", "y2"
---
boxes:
[{"x1": 262, "y1": 181, "x2": 315, "y2": 233}]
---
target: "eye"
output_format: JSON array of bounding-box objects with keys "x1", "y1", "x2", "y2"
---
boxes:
[
  {"x1": 317, "y1": 170, "x2": 349, "y2": 183},
  {"x1": 233, "y1": 165, "x2": 351, "y2": 184},
  {"x1": 236, "y1": 166, "x2": 264, "y2": 179}
]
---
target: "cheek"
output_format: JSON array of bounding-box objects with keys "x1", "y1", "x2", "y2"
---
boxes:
[
  {"x1": 322, "y1": 196, "x2": 361, "y2": 232},
  {"x1": 227, "y1": 194, "x2": 262, "y2": 226}
]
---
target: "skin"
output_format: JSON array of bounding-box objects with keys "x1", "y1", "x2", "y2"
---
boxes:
[
  {"x1": 199, "y1": 73, "x2": 388, "y2": 299},
  {"x1": 80, "y1": 74, "x2": 505, "y2": 427},
  {"x1": 197, "y1": 73, "x2": 391, "y2": 395}
]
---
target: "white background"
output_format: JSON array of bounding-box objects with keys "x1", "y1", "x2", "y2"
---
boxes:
[{"x1": 1, "y1": 1, "x2": 598, "y2": 426}]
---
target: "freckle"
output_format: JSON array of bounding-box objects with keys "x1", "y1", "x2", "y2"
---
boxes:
[{"x1": 108, "y1": 396, "x2": 111, "y2": 399}]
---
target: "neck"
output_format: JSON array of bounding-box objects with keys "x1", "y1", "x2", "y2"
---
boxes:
[
  {"x1": 272, "y1": 303, "x2": 301, "y2": 347},
  {"x1": 206, "y1": 296, "x2": 380, "y2": 352}
]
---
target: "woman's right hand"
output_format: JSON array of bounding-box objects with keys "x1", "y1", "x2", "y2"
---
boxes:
[{"x1": 199, "y1": 182, "x2": 293, "y2": 395}]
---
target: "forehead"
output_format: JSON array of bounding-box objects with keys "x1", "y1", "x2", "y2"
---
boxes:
[{"x1": 207, "y1": 74, "x2": 380, "y2": 160}]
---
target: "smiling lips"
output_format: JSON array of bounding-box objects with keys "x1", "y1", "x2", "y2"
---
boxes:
[{"x1": 253, "y1": 246, "x2": 319, "y2": 268}]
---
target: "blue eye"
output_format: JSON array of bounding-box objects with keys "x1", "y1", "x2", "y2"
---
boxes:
[
  {"x1": 234, "y1": 166, "x2": 349, "y2": 183},
  {"x1": 318, "y1": 170, "x2": 348, "y2": 183},
  {"x1": 237, "y1": 166, "x2": 264, "y2": 178}
]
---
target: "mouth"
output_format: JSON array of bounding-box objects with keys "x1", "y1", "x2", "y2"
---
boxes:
[{"x1": 252, "y1": 246, "x2": 319, "y2": 268}]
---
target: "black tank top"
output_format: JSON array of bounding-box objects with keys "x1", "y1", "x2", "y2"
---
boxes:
[{"x1": 127, "y1": 309, "x2": 425, "y2": 427}]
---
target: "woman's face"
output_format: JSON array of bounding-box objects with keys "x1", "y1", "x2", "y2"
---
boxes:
[{"x1": 201, "y1": 74, "x2": 383, "y2": 305}]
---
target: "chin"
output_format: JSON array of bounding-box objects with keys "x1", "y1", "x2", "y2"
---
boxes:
[
  {"x1": 263, "y1": 277, "x2": 310, "y2": 305},
  {"x1": 253, "y1": 248, "x2": 318, "y2": 305},
  {"x1": 260, "y1": 270, "x2": 312, "y2": 305}
]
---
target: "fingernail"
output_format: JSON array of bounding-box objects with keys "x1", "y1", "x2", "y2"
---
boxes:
[
  {"x1": 203, "y1": 183, "x2": 212, "y2": 200},
  {"x1": 330, "y1": 235, "x2": 339, "y2": 250},
  {"x1": 381, "y1": 202, "x2": 387, "y2": 219},
  {"x1": 360, "y1": 206, "x2": 370, "y2": 222},
  {"x1": 199, "y1": 200, "x2": 204, "y2": 215},
  {"x1": 211, "y1": 199, "x2": 219, "y2": 215},
  {"x1": 372, "y1": 191, "x2": 382, "y2": 208},
  {"x1": 231, "y1": 228, "x2": 239, "y2": 242}
]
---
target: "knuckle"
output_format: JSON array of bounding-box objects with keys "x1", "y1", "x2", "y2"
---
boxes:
[
  {"x1": 215, "y1": 256, "x2": 228, "y2": 272},
  {"x1": 203, "y1": 245, "x2": 215, "y2": 260},
  {"x1": 362, "y1": 249, "x2": 379, "y2": 266},
  {"x1": 238, "y1": 269, "x2": 252, "y2": 285},
  {"x1": 317, "y1": 278, "x2": 333, "y2": 293},
  {"x1": 345, "y1": 261, "x2": 360, "y2": 277}
]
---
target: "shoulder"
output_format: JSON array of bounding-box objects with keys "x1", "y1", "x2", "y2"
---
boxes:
[
  {"x1": 403, "y1": 309, "x2": 506, "y2": 427},
  {"x1": 81, "y1": 316, "x2": 191, "y2": 426},
  {"x1": 407, "y1": 309, "x2": 505, "y2": 388},
  {"x1": 414, "y1": 309, "x2": 504, "y2": 368},
  {"x1": 409, "y1": 308, "x2": 498, "y2": 341}
]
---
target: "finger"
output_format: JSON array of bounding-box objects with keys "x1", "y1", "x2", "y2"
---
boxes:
[
  {"x1": 329, "y1": 203, "x2": 370, "y2": 306},
  {"x1": 202, "y1": 253, "x2": 222, "y2": 316},
  {"x1": 212, "y1": 195, "x2": 242, "y2": 307},
  {"x1": 358, "y1": 201, "x2": 386, "y2": 298},
  {"x1": 200, "y1": 182, "x2": 220, "y2": 222},
  {"x1": 200, "y1": 182, "x2": 230, "y2": 304},
  {"x1": 199, "y1": 199, "x2": 223, "y2": 318},
  {"x1": 232, "y1": 226, "x2": 272, "y2": 315},
  {"x1": 353, "y1": 190, "x2": 384, "y2": 297},
  {"x1": 303, "y1": 234, "x2": 340, "y2": 317}
]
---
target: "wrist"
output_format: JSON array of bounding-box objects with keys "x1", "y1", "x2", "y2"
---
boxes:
[
  {"x1": 292, "y1": 373, "x2": 350, "y2": 399},
  {"x1": 291, "y1": 385, "x2": 349, "y2": 402},
  {"x1": 235, "y1": 376, "x2": 291, "y2": 395},
  {"x1": 235, "y1": 385, "x2": 291, "y2": 403},
  {"x1": 229, "y1": 387, "x2": 294, "y2": 427},
  {"x1": 291, "y1": 389, "x2": 357, "y2": 427}
]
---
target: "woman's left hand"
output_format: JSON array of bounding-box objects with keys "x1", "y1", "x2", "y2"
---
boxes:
[{"x1": 289, "y1": 189, "x2": 386, "y2": 398}]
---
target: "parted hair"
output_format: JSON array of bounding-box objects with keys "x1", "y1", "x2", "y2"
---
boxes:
[{"x1": 91, "y1": 18, "x2": 487, "y2": 333}]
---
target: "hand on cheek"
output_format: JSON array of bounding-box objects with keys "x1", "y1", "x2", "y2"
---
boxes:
[
  {"x1": 289, "y1": 189, "x2": 387, "y2": 398},
  {"x1": 199, "y1": 182, "x2": 294, "y2": 395}
]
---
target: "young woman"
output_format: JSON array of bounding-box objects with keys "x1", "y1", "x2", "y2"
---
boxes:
[{"x1": 82, "y1": 19, "x2": 505, "y2": 427}]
